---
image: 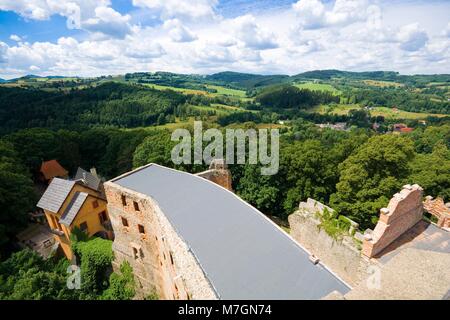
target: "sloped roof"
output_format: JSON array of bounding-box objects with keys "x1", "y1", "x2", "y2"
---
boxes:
[
  {"x1": 74, "y1": 167, "x2": 101, "y2": 191},
  {"x1": 59, "y1": 192, "x2": 89, "y2": 226},
  {"x1": 36, "y1": 178, "x2": 75, "y2": 213},
  {"x1": 112, "y1": 164, "x2": 350, "y2": 300},
  {"x1": 40, "y1": 160, "x2": 68, "y2": 180}
]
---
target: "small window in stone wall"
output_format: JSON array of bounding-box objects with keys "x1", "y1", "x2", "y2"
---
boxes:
[
  {"x1": 121, "y1": 194, "x2": 127, "y2": 206},
  {"x1": 79, "y1": 222, "x2": 88, "y2": 233},
  {"x1": 121, "y1": 217, "x2": 129, "y2": 227},
  {"x1": 133, "y1": 201, "x2": 140, "y2": 211},
  {"x1": 169, "y1": 251, "x2": 174, "y2": 265},
  {"x1": 132, "y1": 247, "x2": 139, "y2": 259},
  {"x1": 138, "y1": 224, "x2": 145, "y2": 234}
]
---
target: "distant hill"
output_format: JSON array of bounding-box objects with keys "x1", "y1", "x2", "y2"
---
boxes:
[
  {"x1": 292, "y1": 69, "x2": 450, "y2": 85},
  {"x1": 0, "y1": 82, "x2": 187, "y2": 134},
  {"x1": 293, "y1": 70, "x2": 400, "y2": 81},
  {"x1": 206, "y1": 72, "x2": 290, "y2": 89},
  {"x1": 0, "y1": 78, "x2": 6, "y2": 83}
]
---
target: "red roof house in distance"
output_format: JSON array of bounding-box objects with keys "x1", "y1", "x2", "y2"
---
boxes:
[
  {"x1": 393, "y1": 123, "x2": 414, "y2": 134},
  {"x1": 400, "y1": 127, "x2": 414, "y2": 133},
  {"x1": 39, "y1": 160, "x2": 69, "y2": 184}
]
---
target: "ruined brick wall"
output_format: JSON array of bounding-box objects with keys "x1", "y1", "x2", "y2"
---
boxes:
[
  {"x1": 195, "y1": 169, "x2": 232, "y2": 192},
  {"x1": 362, "y1": 184, "x2": 424, "y2": 258},
  {"x1": 195, "y1": 159, "x2": 233, "y2": 192},
  {"x1": 104, "y1": 179, "x2": 217, "y2": 300},
  {"x1": 423, "y1": 196, "x2": 450, "y2": 230},
  {"x1": 288, "y1": 207, "x2": 369, "y2": 287}
]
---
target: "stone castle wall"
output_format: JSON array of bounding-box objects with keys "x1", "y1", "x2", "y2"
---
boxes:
[
  {"x1": 362, "y1": 184, "x2": 423, "y2": 258},
  {"x1": 104, "y1": 178, "x2": 217, "y2": 300},
  {"x1": 288, "y1": 203, "x2": 370, "y2": 287}
]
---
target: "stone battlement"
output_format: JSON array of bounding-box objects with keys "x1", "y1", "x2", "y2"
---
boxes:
[{"x1": 362, "y1": 184, "x2": 424, "y2": 258}]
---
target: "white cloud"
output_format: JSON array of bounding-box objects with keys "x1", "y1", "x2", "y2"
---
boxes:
[
  {"x1": 0, "y1": 41, "x2": 8, "y2": 63},
  {"x1": 0, "y1": 1, "x2": 132, "y2": 38},
  {"x1": 442, "y1": 22, "x2": 450, "y2": 38},
  {"x1": 83, "y1": 6, "x2": 132, "y2": 39},
  {"x1": 230, "y1": 15, "x2": 278, "y2": 50},
  {"x1": 0, "y1": 0, "x2": 449, "y2": 78},
  {"x1": 397, "y1": 23, "x2": 428, "y2": 51},
  {"x1": 132, "y1": 0, "x2": 217, "y2": 20},
  {"x1": 292, "y1": 0, "x2": 325, "y2": 29},
  {"x1": 163, "y1": 19, "x2": 197, "y2": 42},
  {"x1": 9, "y1": 34, "x2": 22, "y2": 42},
  {"x1": 293, "y1": 0, "x2": 378, "y2": 30}
]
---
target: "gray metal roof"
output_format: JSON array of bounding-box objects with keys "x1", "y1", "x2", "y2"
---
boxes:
[
  {"x1": 74, "y1": 167, "x2": 101, "y2": 191},
  {"x1": 59, "y1": 192, "x2": 89, "y2": 226},
  {"x1": 36, "y1": 178, "x2": 75, "y2": 213},
  {"x1": 113, "y1": 164, "x2": 350, "y2": 299}
]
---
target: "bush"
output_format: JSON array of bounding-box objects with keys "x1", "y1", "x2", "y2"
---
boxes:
[
  {"x1": 101, "y1": 261, "x2": 135, "y2": 300},
  {"x1": 72, "y1": 238, "x2": 113, "y2": 294}
]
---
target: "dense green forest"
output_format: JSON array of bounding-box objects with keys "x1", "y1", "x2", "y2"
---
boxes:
[{"x1": 0, "y1": 69, "x2": 449, "y2": 299}]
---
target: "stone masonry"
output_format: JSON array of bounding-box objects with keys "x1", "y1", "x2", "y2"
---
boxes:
[
  {"x1": 195, "y1": 159, "x2": 233, "y2": 192},
  {"x1": 104, "y1": 176, "x2": 217, "y2": 300},
  {"x1": 288, "y1": 199, "x2": 369, "y2": 286},
  {"x1": 362, "y1": 184, "x2": 423, "y2": 258},
  {"x1": 423, "y1": 196, "x2": 450, "y2": 230}
]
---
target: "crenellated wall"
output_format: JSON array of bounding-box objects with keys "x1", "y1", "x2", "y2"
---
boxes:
[
  {"x1": 288, "y1": 199, "x2": 370, "y2": 286},
  {"x1": 362, "y1": 184, "x2": 424, "y2": 258}
]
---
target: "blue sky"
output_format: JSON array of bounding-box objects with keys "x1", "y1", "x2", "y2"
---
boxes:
[{"x1": 0, "y1": 0, "x2": 449, "y2": 78}]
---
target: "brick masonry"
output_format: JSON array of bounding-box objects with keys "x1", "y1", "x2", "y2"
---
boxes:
[
  {"x1": 362, "y1": 184, "x2": 424, "y2": 258},
  {"x1": 104, "y1": 179, "x2": 217, "y2": 300}
]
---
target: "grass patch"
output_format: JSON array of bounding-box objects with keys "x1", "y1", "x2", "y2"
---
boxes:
[
  {"x1": 205, "y1": 85, "x2": 247, "y2": 98},
  {"x1": 294, "y1": 82, "x2": 341, "y2": 95},
  {"x1": 309, "y1": 104, "x2": 449, "y2": 120},
  {"x1": 362, "y1": 80, "x2": 404, "y2": 88}
]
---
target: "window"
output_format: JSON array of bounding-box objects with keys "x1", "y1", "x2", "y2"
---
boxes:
[
  {"x1": 121, "y1": 194, "x2": 127, "y2": 206},
  {"x1": 133, "y1": 201, "x2": 140, "y2": 211},
  {"x1": 138, "y1": 224, "x2": 145, "y2": 234},
  {"x1": 79, "y1": 222, "x2": 88, "y2": 233},
  {"x1": 169, "y1": 252, "x2": 174, "y2": 265},
  {"x1": 121, "y1": 217, "x2": 129, "y2": 227},
  {"x1": 132, "y1": 247, "x2": 144, "y2": 260},
  {"x1": 99, "y1": 211, "x2": 108, "y2": 223},
  {"x1": 132, "y1": 247, "x2": 139, "y2": 259},
  {"x1": 92, "y1": 200, "x2": 99, "y2": 209}
]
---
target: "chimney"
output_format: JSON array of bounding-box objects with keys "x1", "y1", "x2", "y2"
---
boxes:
[{"x1": 90, "y1": 167, "x2": 98, "y2": 178}]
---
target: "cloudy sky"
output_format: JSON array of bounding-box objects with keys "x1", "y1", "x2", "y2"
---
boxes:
[{"x1": 0, "y1": 0, "x2": 449, "y2": 79}]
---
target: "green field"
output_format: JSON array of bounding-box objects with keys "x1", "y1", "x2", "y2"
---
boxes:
[
  {"x1": 362, "y1": 80, "x2": 404, "y2": 88},
  {"x1": 310, "y1": 104, "x2": 449, "y2": 120},
  {"x1": 142, "y1": 83, "x2": 248, "y2": 100},
  {"x1": 205, "y1": 85, "x2": 247, "y2": 98},
  {"x1": 294, "y1": 82, "x2": 341, "y2": 95}
]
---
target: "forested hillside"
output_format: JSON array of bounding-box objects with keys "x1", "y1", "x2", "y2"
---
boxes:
[
  {"x1": 0, "y1": 70, "x2": 449, "y2": 300},
  {"x1": 0, "y1": 83, "x2": 187, "y2": 133}
]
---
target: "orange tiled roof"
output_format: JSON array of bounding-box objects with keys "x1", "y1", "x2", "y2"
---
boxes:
[
  {"x1": 40, "y1": 160, "x2": 68, "y2": 180},
  {"x1": 400, "y1": 127, "x2": 414, "y2": 133}
]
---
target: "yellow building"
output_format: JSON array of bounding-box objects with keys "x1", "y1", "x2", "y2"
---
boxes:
[{"x1": 37, "y1": 168, "x2": 113, "y2": 260}]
